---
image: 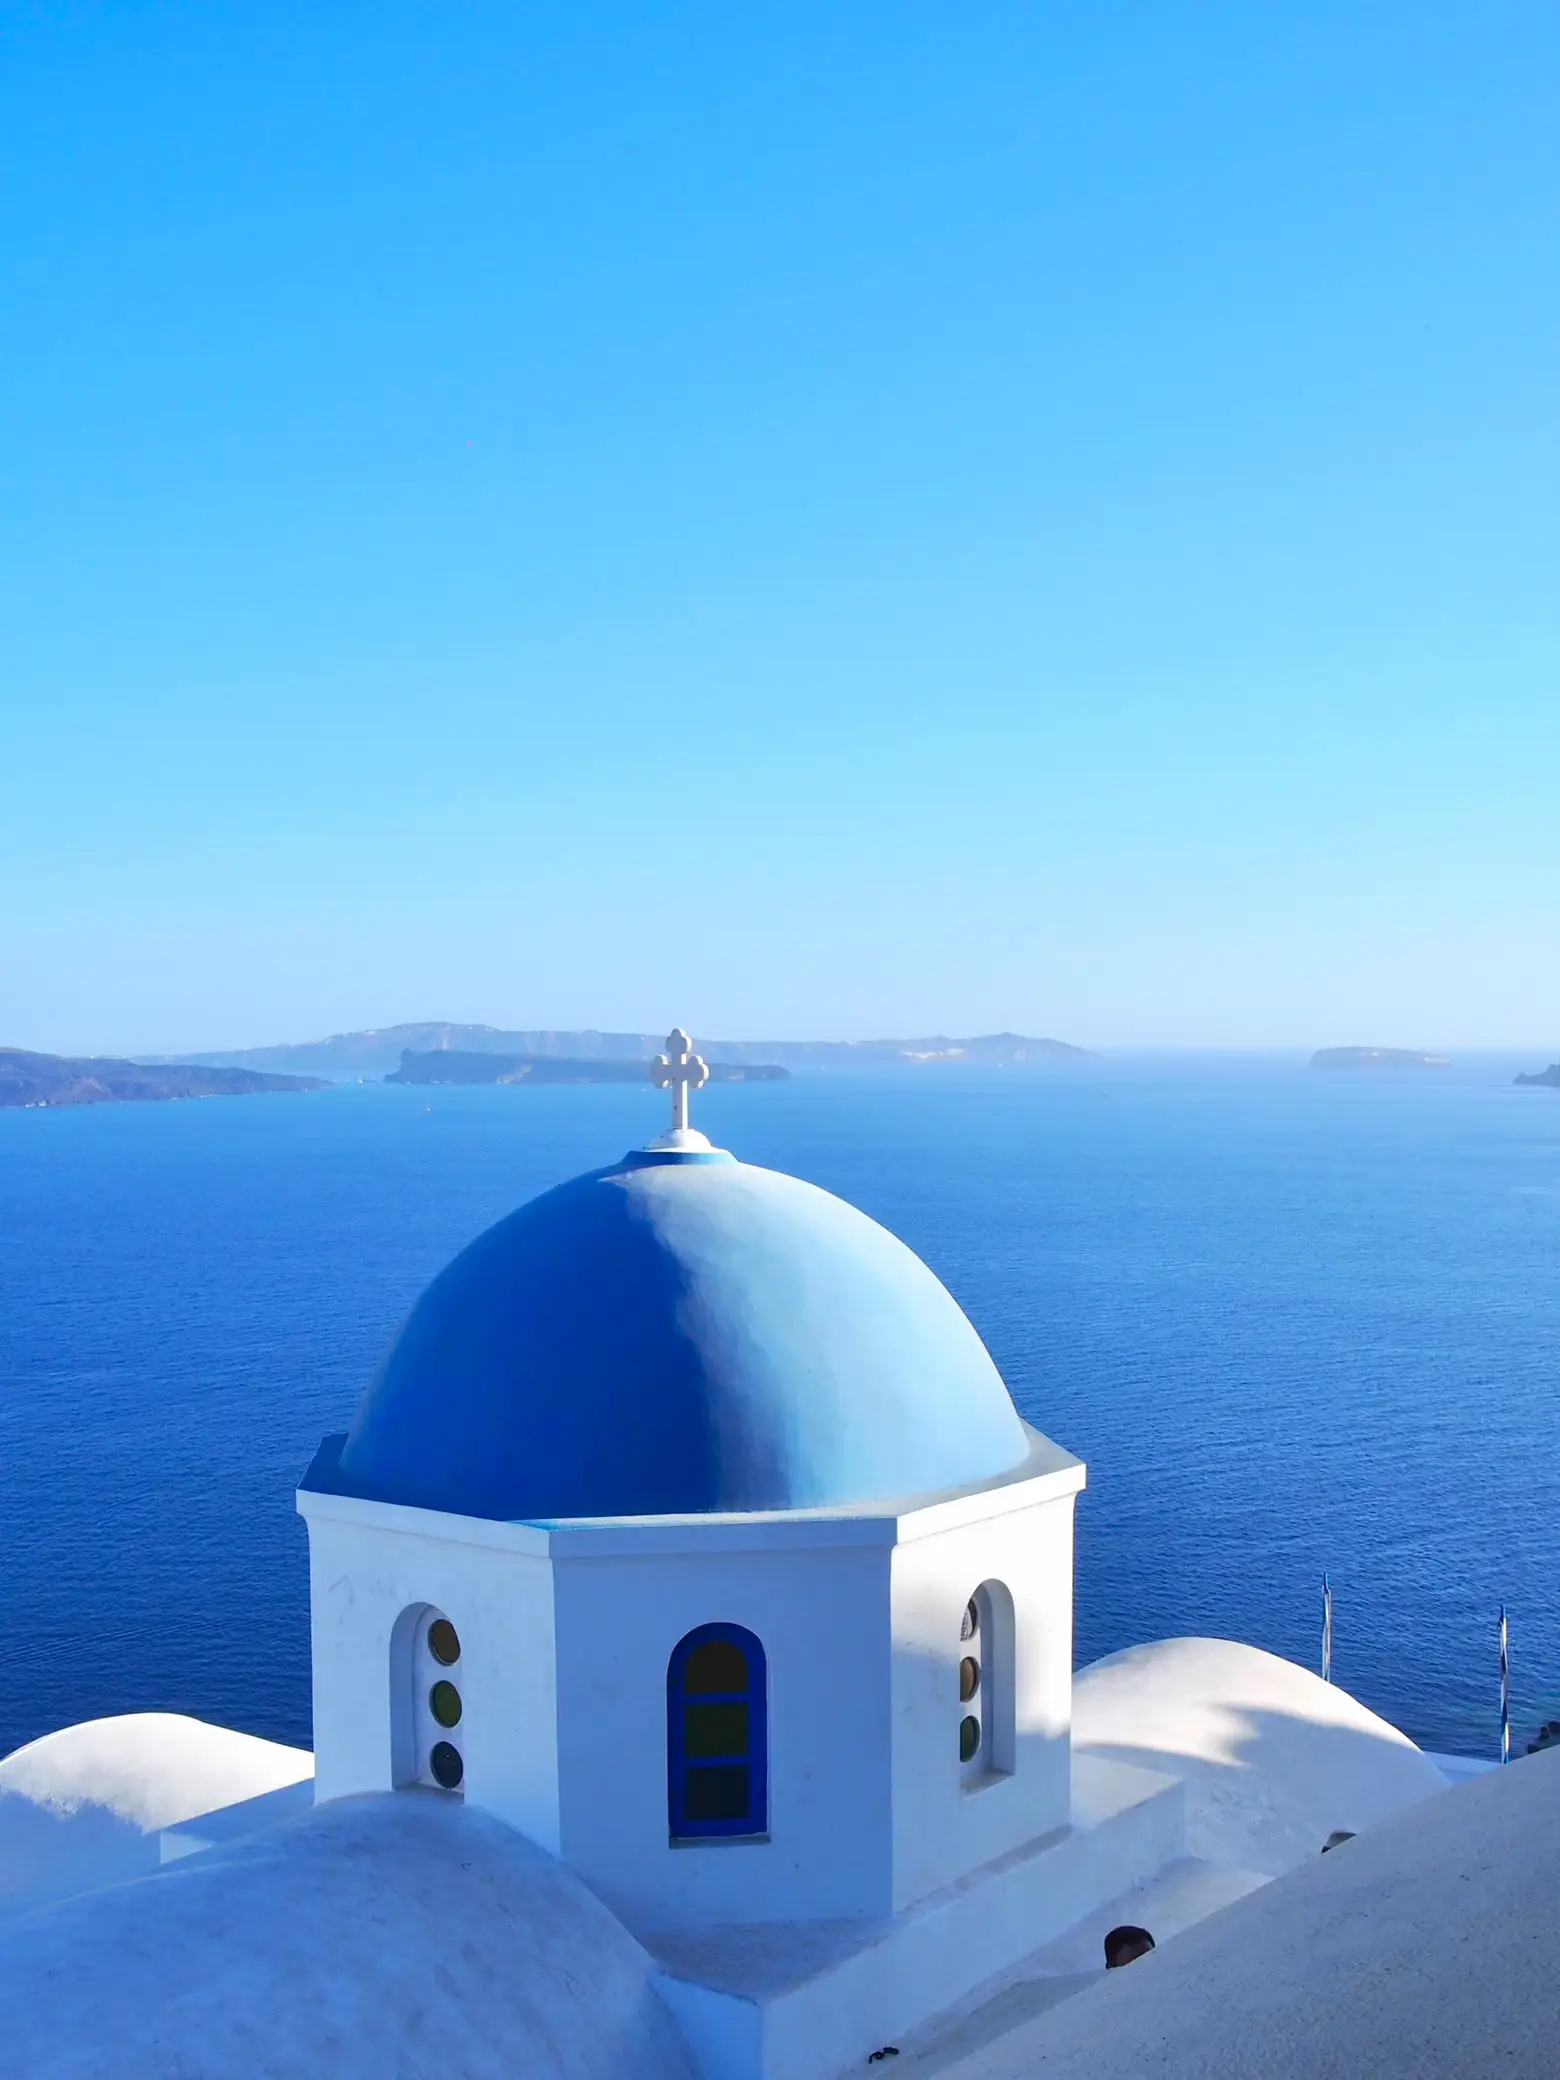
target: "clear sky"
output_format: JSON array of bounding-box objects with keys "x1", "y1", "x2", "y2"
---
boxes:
[{"x1": 2, "y1": 3, "x2": 1556, "y2": 1055}]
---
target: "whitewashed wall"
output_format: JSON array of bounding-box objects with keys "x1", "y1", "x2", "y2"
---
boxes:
[
  {"x1": 301, "y1": 1500, "x2": 561, "y2": 1852},
  {"x1": 889, "y1": 1489, "x2": 1078, "y2": 1912},
  {"x1": 555, "y1": 1536, "x2": 895, "y2": 1926},
  {"x1": 299, "y1": 1441, "x2": 1083, "y2": 1937}
]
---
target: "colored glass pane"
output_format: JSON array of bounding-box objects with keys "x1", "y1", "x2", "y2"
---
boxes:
[
  {"x1": 430, "y1": 1741, "x2": 464, "y2": 1789},
  {"x1": 683, "y1": 1765, "x2": 751, "y2": 1823},
  {"x1": 683, "y1": 1639, "x2": 748, "y2": 1694},
  {"x1": 430, "y1": 1680, "x2": 462, "y2": 1728},
  {"x1": 684, "y1": 1701, "x2": 747, "y2": 1759},
  {"x1": 959, "y1": 1716, "x2": 981, "y2": 1763},
  {"x1": 428, "y1": 1619, "x2": 461, "y2": 1666},
  {"x1": 960, "y1": 1656, "x2": 980, "y2": 1702}
]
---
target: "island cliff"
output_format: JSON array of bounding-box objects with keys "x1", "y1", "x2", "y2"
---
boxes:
[
  {"x1": 1311, "y1": 1047, "x2": 1450, "y2": 1071},
  {"x1": 177, "y1": 1025, "x2": 1093, "y2": 1080},
  {"x1": 1515, "y1": 1063, "x2": 1560, "y2": 1088},
  {"x1": 386, "y1": 1050, "x2": 789, "y2": 1087},
  {"x1": 0, "y1": 1049, "x2": 327, "y2": 1109}
]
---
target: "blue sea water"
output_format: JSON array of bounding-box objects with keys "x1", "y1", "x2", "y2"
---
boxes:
[{"x1": 1, "y1": 1058, "x2": 1556, "y2": 1764}]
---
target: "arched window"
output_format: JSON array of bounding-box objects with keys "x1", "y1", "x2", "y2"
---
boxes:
[
  {"x1": 959, "y1": 1581, "x2": 1016, "y2": 1788},
  {"x1": 390, "y1": 1602, "x2": 466, "y2": 1796},
  {"x1": 667, "y1": 1624, "x2": 768, "y2": 1841}
]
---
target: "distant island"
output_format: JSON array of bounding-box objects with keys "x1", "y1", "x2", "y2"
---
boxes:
[
  {"x1": 1514, "y1": 1063, "x2": 1560, "y2": 1089},
  {"x1": 0, "y1": 1048, "x2": 327, "y2": 1110},
  {"x1": 174, "y1": 1024, "x2": 1094, "y2": 1081},
  {"x1": 387, "y1": 1050, "x2": 790, "y2": 1088},
  {"x1": 1310, "y1": 1047, "x2": 1451, "y2": 1072}
]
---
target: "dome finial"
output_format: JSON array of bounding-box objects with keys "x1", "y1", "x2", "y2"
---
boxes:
[{"x1": 651, "y1": 1028, "x2": 709, "y2": 1136}]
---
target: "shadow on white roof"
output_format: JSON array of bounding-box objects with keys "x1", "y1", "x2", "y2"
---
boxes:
[{"x1": 1073, "y1": 1636, "x2": 1446, "y2": 1875}]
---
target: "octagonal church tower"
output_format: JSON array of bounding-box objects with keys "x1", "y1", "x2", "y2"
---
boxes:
[{"x1": 297, "y1": 1037, "x2": 1085, "y2": 1932}]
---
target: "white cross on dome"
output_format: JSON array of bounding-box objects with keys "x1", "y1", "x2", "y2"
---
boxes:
[{"x1": 651, "y1": 1029, "x2": 709, "y2": 1134}]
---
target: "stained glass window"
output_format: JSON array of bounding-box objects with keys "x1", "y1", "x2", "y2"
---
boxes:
[{"x1": 668, "y1": 1624, "x2": 767, "y2": 1840}]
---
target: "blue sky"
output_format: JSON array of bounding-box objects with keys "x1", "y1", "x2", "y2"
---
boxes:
[{"x1": 2, "y1": 3, "x2": 1555, "y2": 1053}]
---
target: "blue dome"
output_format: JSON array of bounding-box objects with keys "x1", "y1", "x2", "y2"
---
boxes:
[{"x1": 325, "y1": 1145, "x2": 1030, "y2": 1521}]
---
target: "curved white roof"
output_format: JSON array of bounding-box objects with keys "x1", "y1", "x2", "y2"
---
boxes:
[
  {"x1": 1073, "y1": 1636, "x2": 1445, "y2": 1874},
  {"x1": 0, "y1": 1713, "x2": 312, "y2": 1919},
  {"x1": 0, "y1": 1790, "x2": 693, "y2": 2080}
]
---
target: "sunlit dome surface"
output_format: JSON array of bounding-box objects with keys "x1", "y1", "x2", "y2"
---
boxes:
[{"x1": 325, "y1": 1143, "x2": 1031, "y2": 1521}]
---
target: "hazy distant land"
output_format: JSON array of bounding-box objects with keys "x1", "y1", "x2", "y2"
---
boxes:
[
  {"x1": 1514, "y1": 1063, "x2": 1560, "y2": 1089},
  {"x1": 176, "y1": 1025, "x2": 1094, "y2": 1081},
  {"x1": 387, "y1": 1049, "x2": 790, "y2": 1087},
  {"x1": 1311, "y1": 1047, "x2": 1451, "y2": 1072},
  {"x1": 0, "y1": 1049, "x2": 326, "y2": 1110}
]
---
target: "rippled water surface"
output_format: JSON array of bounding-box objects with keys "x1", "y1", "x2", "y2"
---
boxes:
[{"x1": 1, "y1": 1058, "x2": 1556, "y2": 1761}]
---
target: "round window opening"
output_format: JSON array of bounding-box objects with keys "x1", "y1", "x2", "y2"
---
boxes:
[
  {"x1": 428, "y1": 1619, "x2": 461, "y2": 1666},
  {"x1": 430, "y1": 1740, "x2": 464, "y2": 1790},
  {"x1": 959, "y1": 1656, "x2": 981, "y2": 1702},
  {"x1": 959, "y1": 1715, "x2": 981, "y2": 1764},
  {"x1": 961, "y1": 1599, "x2": 979, "y2": 1643},
  {"x1": 430, "y1": 1680, "x2": 462, "y2": 1728}
]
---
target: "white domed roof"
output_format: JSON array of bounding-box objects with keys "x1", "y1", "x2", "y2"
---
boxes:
[
  {"x1": 1073, "y1": 1637, "x2": 1446, "y2": 1875},
  {"x1": 0, "y1": 1713, "x2": 311, "y2": 1921},
  {"x1": 0, "y1": 1792, "x2": 694, "y2": 2079}
]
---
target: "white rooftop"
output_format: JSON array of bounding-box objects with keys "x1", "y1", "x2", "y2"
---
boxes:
[
  {"x1": 1070, "y1": 1635, "x2": 1448, "y2": 1874},
  {"x1": 0, "y1": 1790, "x2": 694, "y2": 2080},
  {"x1": 0, "y1": 1711, "x2": 312, "y2": 1921},
  {"x1": 919, "y1": 1743, "x2": 1560, "y2": 2079},
  {"x1": 0, "y1": 1640, "x2": 1466, "y2": 2079}
]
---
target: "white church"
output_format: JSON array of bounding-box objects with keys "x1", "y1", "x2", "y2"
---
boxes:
[{"x1": 0, "y1": 1035, "x2": 1551, "y2": 2079}]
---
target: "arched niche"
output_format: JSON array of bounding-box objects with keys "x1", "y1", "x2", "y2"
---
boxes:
[
  {"x1": 389, "y1": 1602, "x2": 465, "y2": 1796},
  {"x1": 959, "y1": 1579, "x2": 1016, "y2": 1786}
]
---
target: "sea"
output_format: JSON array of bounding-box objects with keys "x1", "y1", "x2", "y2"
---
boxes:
[{"x1": 1, "y1": 1056, "x2": 1556, "y2": 1765}]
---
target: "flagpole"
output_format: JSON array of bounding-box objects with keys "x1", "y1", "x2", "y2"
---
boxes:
[
  {"x1": 1499, "y1": 1605, "x2": 1510, "y2": 1765},
  {"x1": 1321, "y1": 1574, "x2": 1332, "y2": 1685}
]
